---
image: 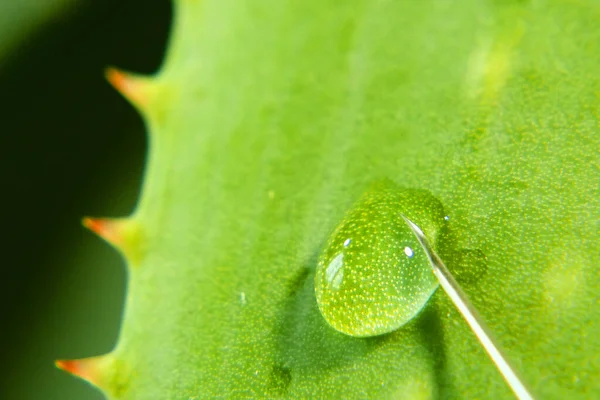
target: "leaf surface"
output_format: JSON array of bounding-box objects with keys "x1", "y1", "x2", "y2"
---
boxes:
[{"x1": 83, "y1": 0, "x2": 600, "y2": 398}]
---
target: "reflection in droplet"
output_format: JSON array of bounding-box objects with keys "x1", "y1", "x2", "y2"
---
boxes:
[
  {"x1": 315, "y1": 179, "x2": 447, "y2": 337},
  {"x1": 325, "y1": 253, "x2": 344, "y2": 290}
]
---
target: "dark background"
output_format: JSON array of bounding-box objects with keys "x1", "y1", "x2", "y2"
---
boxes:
[{"x1": 0, "y1": 1, "x2": 171, "y2": 398}]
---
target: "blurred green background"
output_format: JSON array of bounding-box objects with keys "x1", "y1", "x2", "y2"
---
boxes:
[{"x1": 0, "y1": 1, "x2": 170, "y2": 398}]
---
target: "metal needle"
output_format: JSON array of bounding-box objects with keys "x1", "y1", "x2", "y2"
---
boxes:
[{"x1": 402, "y1": 215, "x2": 534, "y2": 400}]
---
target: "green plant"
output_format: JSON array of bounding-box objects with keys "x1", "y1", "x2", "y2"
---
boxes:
[{"x1": 57, "y1": 0, "x2": 600, "y2": 398}]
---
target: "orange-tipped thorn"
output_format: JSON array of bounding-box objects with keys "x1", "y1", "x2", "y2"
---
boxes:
[
  {"x1": 105, "y1": 67, "x2": 149, "y2": 108},
  {"x1": 82, "y1": 217, "x2": 143, "y2": 266},
  {"x1": 56, "y1": 358, "x2": 101, "y2": 386},
  {"x1": 83, "y1": 217, "x2": 122, "y2": 246}
]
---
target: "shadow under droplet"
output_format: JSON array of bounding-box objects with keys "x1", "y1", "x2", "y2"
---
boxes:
[
  {"x1": 268, "y1": 364, "x2": 292, "y2": 395},
  {"x1": 414, "y1": 298, "x2": 443, "y2": 396},
  {"x1": 275, "y1": 257, "x2": 376, "y2": 373}
]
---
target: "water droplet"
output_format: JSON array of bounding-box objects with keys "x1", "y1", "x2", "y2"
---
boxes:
[
  {"x1": 315, "y1": 180, "x2": 447, "y2": 337},
  {"x1": 444, "y1": 215, "x2": 450, "y2": 221}
]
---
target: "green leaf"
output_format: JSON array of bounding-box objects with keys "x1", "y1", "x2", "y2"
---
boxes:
[{"x1": 64, "y1": 0, "x2": 600, "y2": 398}]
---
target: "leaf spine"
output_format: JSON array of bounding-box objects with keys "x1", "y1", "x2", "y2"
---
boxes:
[
  {"x1": 82, "y1": 217, "x2": 144, "y2": 267},
  {"x1": 56, "y1": 353, "x2": 132, "y2": 398},
  {"x1": 55, "y1": 356, "x2": 105, "y2": 389},
  {"x1": 105, "y1": 67, "x2": 164, "y2": 117}
]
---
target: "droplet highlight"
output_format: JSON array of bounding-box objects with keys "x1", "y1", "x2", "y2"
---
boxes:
[
  {"x1": 325, "y1": 253, "x2": 345, "y2": 290},
  {"x1": 315, "y1": 180, "x2": 447, "y2": 337}
]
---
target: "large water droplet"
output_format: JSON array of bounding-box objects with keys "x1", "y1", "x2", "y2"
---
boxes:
[{"x1": 315, "y1": 180, "x2": 447, "y2": 337}]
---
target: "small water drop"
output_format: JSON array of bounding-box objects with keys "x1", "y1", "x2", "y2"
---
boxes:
[
  {"x1": 315, "y1": 179, "x2": 447, "y2": 337},
  {"x1": 444, "y1": 215, "x2": 450, "y2": 221}
]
